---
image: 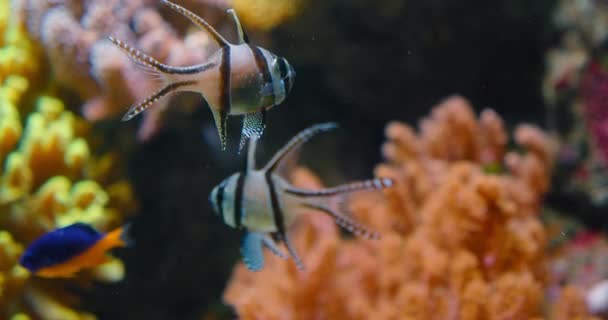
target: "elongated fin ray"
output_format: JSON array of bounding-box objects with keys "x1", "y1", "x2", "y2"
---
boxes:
[
  {"x1": 210, "y1": 108, "x2": 228, "y2": 150},
  {"x1": 122, "y1": 80, "x2": 195, "y2": 121},
  {"x1": 109, "y1": 36, "x2": 217, "y2": 75},
  {"x1": 279, "y1": 233, "x2": 305, "y2": 270},
  {"x1": 108, "y1": 36, "x2": 172, "y2": 74},
  {"x1": 262, "y1": 235, "x2": 288, "y2": 259},
  {"x1": 285, "y1": 178, "x2": 394, "y2": 197},
  {"x1": 303, "y1": 203, "x2": 380, "y2": 240},
  {"x1": 239, "y1": 110, "x2": 266, "y2": 153},
  {"x1": 263, "y1": 122, "x2": 339, "y2": 173},
  {"x1": 241, "y1": 232, "x2": 265, "y2": 271},
  {"x1": 160, "y1": 0, "x2": 229, "y2": 47},
  {"x1": 227, "y1": 9, "x2": 249, "y2": 44}
]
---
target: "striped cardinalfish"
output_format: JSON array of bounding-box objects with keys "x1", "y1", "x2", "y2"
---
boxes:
[
  {"x1": 108, "y1": 0, "x2": 296, "y2": 151},
  {"x1": 208, "y1": 123, "x2": 393, "y2": 271},
  {"x1": 19, "y1": 223, "x2": 132, "y2": 278}
]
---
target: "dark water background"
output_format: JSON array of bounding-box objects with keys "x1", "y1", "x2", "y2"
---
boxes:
[{"x1": 85, "y1": 0, "x2": 556, "y2": 318}]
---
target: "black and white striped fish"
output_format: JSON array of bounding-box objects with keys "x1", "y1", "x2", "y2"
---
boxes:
[
  {"x1": 208, "y1": 123, "x2": 394, "y2": 271},
  {"x1": 108, "y1": 0, "x2": 295, "y2": 151}
]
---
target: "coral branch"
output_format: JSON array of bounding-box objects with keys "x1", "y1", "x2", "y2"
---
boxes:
[{"x1": 223, "y1": 96, "x2": 592, "y2": 319}]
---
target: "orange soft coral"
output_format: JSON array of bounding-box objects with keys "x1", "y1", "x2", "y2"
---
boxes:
[{"x1": 224, "y1": 95, "x2": 592, "y2": 319}]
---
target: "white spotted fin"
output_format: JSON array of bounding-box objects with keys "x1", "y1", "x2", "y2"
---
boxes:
[{"x1": 239, "y1": 111, "x2": 266, "y2": 153}]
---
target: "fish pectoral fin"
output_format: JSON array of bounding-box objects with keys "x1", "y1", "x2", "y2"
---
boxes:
[
  {"x1": 239, "y1": 110, "x2": 266, "y2": 153},
  {"x1": 262, "y1": 235, "x2": 288, "y2": 259},
  {"x1": 211, "y1": 108, "x2": 229, "y2": 151},
  {"x1": 241, "y1": 232, "x2": 265, "y2": 271},
  {"x1": 227, "y1": 9, "x2": 249, "y2": 44}
]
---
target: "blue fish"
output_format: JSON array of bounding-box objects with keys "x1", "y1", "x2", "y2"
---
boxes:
[{"x1": 20, "y1": 223, "x2": 131, "y2": 278}]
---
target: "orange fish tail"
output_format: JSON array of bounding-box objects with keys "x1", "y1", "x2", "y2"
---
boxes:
[{"x1": 102, "y1": 225, "x2": 128, "y2": 249}]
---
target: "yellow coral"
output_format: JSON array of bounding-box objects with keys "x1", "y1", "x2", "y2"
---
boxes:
[
  {"x1": 0, "y1": 75, "x2": 132, "y2": 319},
  {"x1": 232, "y1": 0, "x2": 303, "y2": 30},
  {"x1": 0, "y1": 1, "x2": 136, "y2": 318},
  {"x1": 0, "y1": 77, "x2": 135, "y2": 319},
  {"x1": 0, "y1": 0, "x2": 40, "y2": 85}
]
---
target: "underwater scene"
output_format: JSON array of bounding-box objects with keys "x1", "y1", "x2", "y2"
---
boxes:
[{"x1": 5, "y1": 0, "x2": 608, "y2": 319}]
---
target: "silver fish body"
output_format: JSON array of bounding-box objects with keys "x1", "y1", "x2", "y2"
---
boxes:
[
  {"x1": 209, "y1": 123, "x2": 394, "y2": 271},
  {"x1": 109, "y1": 1, "x2": 295, "y2": 151}
]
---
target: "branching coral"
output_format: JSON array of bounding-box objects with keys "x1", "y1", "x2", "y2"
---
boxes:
[
  {"x1": 543, "y1": 0, "x2": 608, "y2": 205},
  {"x1": 223, "y1": 96, "x2": 596, "y2": 319},
  {"x1": 0, "y1": 0, "x2": 39, "y2": 86},
  {"x1": 14, "y1": 0, "x2": 224, "y2": 140},
  {"x1": 0, "y1": 74, "x2": 136, "y2": 319}
]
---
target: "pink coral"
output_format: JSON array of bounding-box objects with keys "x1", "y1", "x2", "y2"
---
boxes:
[
  {"x1": 16, "y1": 0, "x2": 222, "y2": 140},
  {"x1": 222, "y1": 96, "x2": 595, "y2": 319},
  {"x1": 580, "y1": 61, "x2": 608, "y2": 163}
]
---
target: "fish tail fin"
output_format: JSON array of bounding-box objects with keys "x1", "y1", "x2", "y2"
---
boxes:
[
  {"x1": 107, "y1": 36, "x2": 171, "y2": 80},
  {"x1": 105, "y1": 223, "x2": 135, "y2": 248},
  {"x1": 285, "y1": 177, "x2": 393, "y2": 198},
  {"x1": 289, "y1": 177, "x2": 394, "y2": 239},
  {"x1": 303, "y1": 201, "x2": 380, "y2": 240},
  {"x1": 107, "y1": 36, "x2": 197, "y2": 122},
  {"x1": 121, "y1": 80, "x2": 196, "y2": 121}
]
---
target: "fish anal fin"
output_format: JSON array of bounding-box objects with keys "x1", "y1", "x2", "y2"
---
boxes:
[
  {"x1": 211, "y1": 108, "x2": 229, "y2": 150},
  {"x1": 241, "y1": 232, "x2": 265, "y2": 271},
  {"x1": 239, "y1": 110, "x2": 266, "y2": 153}
]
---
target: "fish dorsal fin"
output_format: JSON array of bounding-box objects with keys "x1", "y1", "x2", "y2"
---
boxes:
[
  {"x1": 160, "y1": 0, "x2": 230, "y2": 47},
  {"x1": 239, "y1": 110, "x2": 266, "y2": 153},
  {"x1": 227, "y1": 9, "x2": 249, "y2": 44},
  {"x1": 241, "y1": 232, "x2": 265, "y2": 271},
  {"x1": 262, "y1": 122, "x2": 339, "y2": 174},
  {"x1": 63, "y1": 223, "x2": 101, "y2": 238}
]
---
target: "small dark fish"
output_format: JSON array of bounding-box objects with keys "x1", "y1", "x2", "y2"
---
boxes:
[
  {"x1": 20, "y1": 223, "x2": 131, "y2": 278},
  {"x1": 109, "y1": 0, "x2": 296, "y2": 151},
  {"x1": 209, "y1": 123, "x2": 393, "y2": 271}
]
